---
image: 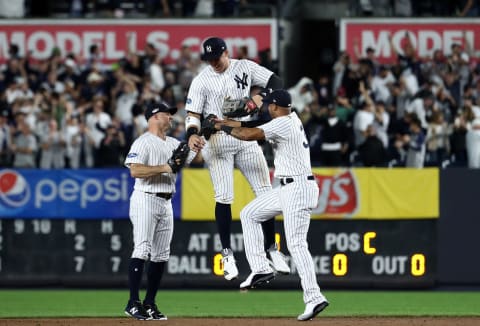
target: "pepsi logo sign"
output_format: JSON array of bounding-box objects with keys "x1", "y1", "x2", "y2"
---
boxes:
[{"x1": 0, "y1": 170, "x2": 31, "y2": 208}]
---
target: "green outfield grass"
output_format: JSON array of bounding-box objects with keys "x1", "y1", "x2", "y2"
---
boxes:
[{"x1": 0, "y1": 290, "x2": 479, "y2": 318}]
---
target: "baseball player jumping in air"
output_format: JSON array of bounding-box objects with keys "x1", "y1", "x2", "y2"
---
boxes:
[
  {"x1": 184, "y1": 37, "x2": 290, "y2": 280},
  {"x1": 124, "y1": 102, "x2": 201, "y2": 320},
  {"x1": 203, "y1": 90, "x2": 329, "y2": 321}
]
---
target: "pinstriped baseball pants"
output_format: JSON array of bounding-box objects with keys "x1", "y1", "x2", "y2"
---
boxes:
[
  {"x1": 129, "y1": 190, "x2": 173, "y2": 262},
  {"x1": 240, "y1": 178, "x2": 324, "y2": 304}
]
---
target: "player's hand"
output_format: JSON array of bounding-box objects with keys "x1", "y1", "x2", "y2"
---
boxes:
[
  {"x1": 216, "y1": 119, "x2": 241, "y2": 128},
  {"x1": 188, "y1": 134, "x2": 205, "y2": 151}
]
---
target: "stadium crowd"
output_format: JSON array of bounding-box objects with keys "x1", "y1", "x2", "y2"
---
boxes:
[
  {"x1": 1, "y1": 32, "x2": 480, "y2": 170},
  {"x1": 0, "y1": 1, "x2": 479, "y2": 169}
]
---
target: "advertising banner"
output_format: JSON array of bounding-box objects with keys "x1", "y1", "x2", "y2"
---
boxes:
[
  {"x1": 0, "y1": 19, "x2": 277, "y2": 65},
  {"x1": 0, "y1": 168, "x2": 137, "y2": 218},
  {"x1": 339, "y1": 18, "x2": 480, "y2": 63},
  {"x1": 181, "y1": 168, "x2": 439, "y2": 220}
]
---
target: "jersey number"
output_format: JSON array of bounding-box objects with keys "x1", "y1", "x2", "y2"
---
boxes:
[{"x1": 300, "y1": 125, "x2": 309, "y2": 148}]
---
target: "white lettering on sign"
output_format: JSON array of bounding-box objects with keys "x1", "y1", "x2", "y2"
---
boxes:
[
  {"x1": 168, "y1": 255, "x2": 211, "y2": 274},
  {"x1": 371, "y1": 255, "x2": 408, "y2": 275},
  {"x1": 362, "y1": 30, "x2": 474, "y2": 57},
  {"x1": 324, "y1": 232, "x2": 361, "y2": 252},
  {"x1": 188, "y1": 233, "x2": 210, "y2": 252},
  {"x1": 213, "y1": 233, "x2": 244, "y2": 252}
]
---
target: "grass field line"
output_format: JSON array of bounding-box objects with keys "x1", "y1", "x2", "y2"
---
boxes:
[{"x1": 0, "y1": 290, "x2": 479, "y2": 318}]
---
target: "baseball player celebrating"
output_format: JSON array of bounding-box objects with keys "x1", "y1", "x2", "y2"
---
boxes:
[
  {"x1": 184, "y1": 37, "x2": 289, "y2": 280},
  {"x1": 204, "y1": 90, "x2": 329, "y2": 321},
  {"x1": 124, "y1": 102, "x2": 200, "y2": 320}
]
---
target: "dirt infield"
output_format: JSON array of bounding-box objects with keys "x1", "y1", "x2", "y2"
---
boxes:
[{"x1": 1, "y1": 318, "x2": 480, "y2": 326}]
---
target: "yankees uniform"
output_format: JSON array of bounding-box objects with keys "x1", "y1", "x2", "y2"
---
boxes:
[
  {"x1": 219, "y1": 90, "x2": 329, "y2": 321},
  {"x1": 185, "y1": 37, "x2": 289, "y2": 280},
  {"x1": 124, "y1": 102, "x2": 197, "y2": 320}
]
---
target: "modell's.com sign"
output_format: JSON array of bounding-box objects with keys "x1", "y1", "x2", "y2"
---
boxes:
[
  {"x1": 0, "y1": 19, "x2": 276, "y2": 65},
  {"x1": 340, "y1": 18, "x2": 480, "y2": 63}
]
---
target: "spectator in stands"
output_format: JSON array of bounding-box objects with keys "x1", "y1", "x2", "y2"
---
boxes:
[
  {"x1": 288, "y1": 76, "x2": 316, "y2": 122},
  {"x1": 315, "y1": 74, "x2": 331, "y2": 107},
  {"x1": 334, "y1": 87, "x2": 354, "y2": 123},
  {"x1": 371, "y1": 65, "x2": 395, "y2": 103},
  {"x1": 405, "y1": 91, "x2": 434, "y2": 130},
  {"x1": 97, "y1": 122, "x2": 125, "y2": 167},
  {"x1": 12, "y1": 120, "x2": 37, "y2": 168},
  {"x1": 372, "y1": 100, "x2": 390, "y2": 149},
  {"x1": 405, "y1": 116, "x2": 426, "y2": 168},
  {"x1": 0, "y1": 109, "x2": 12, "y2": 166},
  {"x1": 425, "y1": 111, "x2": 450, "y2": 167},
  {"x1": 39, "y1": 118, "x2": 65, "y2": 169},
  {"x1": 450, "y1": 109, "x2": 469, "y2": 166},
  {"x1": 464, "y1": 99, "x2": 480, "y2": 167},
  {"x1": 358, "y1": 124, "x2": 388, "y2": 167},
  {"x1": 353, "y1": 81, "x2": 375, "y2": 147},
  {"x1": 85, "y1": 98, "x2": 112, "y2": 164},
  {"x1": 112, "y1": 69, "x2": 138, "y2": 145},
  {"x1": 332, "y1": 51, "x2": 350, "y2": 96},
  {"x1": 318, "y1": 105, "x2": 349, "y2": 167}
]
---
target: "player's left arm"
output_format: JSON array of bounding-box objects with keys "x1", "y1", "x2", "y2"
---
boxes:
[
  {"x1": 128, "y1": 163, "x2": 174, "y2": 178},
  {"x1": 219, "y1": 125, "x2": 265, "y2": 141}
]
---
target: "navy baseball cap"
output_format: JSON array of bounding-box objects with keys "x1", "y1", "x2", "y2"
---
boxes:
[
  {"x1": 200, "y1": 37, "x2": 227, "y2": 61},
  {"x1": 262, "y1": 89, "x2": 292, "y2": 108},
  {"x1": 144, "y1": 102, "x2": 177, "y2": 121}
]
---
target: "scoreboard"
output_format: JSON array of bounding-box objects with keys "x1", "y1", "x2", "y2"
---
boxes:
[{"x1": 0, "y1": 219, "x2": 435, "y2": 288}]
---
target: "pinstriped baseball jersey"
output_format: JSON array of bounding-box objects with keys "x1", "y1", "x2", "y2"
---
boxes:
[
  {"x1": 185, "y1": 58, "x2": 273, "y2": 204},
  {"x1": 259, "y1": 112, "x2": 312, "y2": 177},
  {"x1": 185, "y1": 59, "x2": 272, "y2": 119},
  {"x1": 239, "y1": 109, "x2": 326, "y2": 305},
  {"x1": 125, "y1": 132, "x2": 196, "y2": 193},
  {"x1": 125, "y1": 131, "x2": 196, "y2": 262}
]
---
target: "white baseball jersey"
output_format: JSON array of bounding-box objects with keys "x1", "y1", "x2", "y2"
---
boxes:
[
  {"x1": 240, "y1": 111, "x2": 326, "y2": 306},
  {"x1": 259, "y1": 112, "x2": 312, "y2": 178},
  {"x1": 125, "y1": 132, "x2": 196, "y2": 262},
  {"x1": 185, "y1": 59, "x2": 273, "y2": 204}
]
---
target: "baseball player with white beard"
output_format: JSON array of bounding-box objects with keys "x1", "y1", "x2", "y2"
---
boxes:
[
  {"x1": 205, "y1": 89, "x2": 329, "y2": 321},
  {"x1": 124, "y1": 102, "x2": 200, "y2": 320},
  {"x1": 185, "y1": 37, "x2": 289, "y2": 280}
]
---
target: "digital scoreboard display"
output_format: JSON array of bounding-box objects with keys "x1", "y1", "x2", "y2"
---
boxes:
[{"x1": 0, "y1": 219, "x2": 435, "y2": 288}]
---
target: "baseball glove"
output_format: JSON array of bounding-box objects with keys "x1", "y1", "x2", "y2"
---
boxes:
[
  {"x1": 201, "y1": 114, "x2": 218, "y2": 140},
  {"x1": 167, "y1": 141, "x2": 190, "y2": 173},
  {"x1": 222, "y1": 97, "x2": 259, "y2": 118}
]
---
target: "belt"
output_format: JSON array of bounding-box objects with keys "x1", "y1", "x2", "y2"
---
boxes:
[
  {"x1": 280, "y1": 175, "x2": 315, "y2": 186},
  {"x1": 145, "y1": 192, "x2": 173, "y2": 200}
]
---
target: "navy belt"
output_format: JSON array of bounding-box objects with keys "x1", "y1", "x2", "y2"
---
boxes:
[
  {"x1": 280, "y1": 175, "x2": 315, "y2": 186},
  {"x1": 145, "y1": 192, "x2": 173, "y2": 200}
]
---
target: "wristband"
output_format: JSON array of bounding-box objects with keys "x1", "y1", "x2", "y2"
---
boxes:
[
  {"x1": 186, "y1": 127, "x2": 198, "y2": 140},
  {"x1": 220, "y1": 125, "x2": 234, "y2": 135}
]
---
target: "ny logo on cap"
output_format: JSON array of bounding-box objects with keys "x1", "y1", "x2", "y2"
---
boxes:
[{"x1": 206, "y1": 45, "x2": 212, "y2": 53}]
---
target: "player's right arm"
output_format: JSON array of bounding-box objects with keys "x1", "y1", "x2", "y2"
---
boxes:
[
  {"x1": 185, "y1": 112, "x2": 205, "y2": 150},
  {"x1": 128, "y1": 163, "x2": 173, "y2": 178},
  {"x1": 125, "y1": 138, "x2": 175, "y2": 177},
  {"x1": 185, "y1": 76, "x2": 206, "y2": 150}
]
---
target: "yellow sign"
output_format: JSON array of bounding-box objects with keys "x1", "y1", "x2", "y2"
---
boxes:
[{"x1": 181, "y1": 168, "x2": 439, "y2": 220}]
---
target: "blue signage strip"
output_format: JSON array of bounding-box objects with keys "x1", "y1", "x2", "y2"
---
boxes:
[{"x1": 0, "y1": 168, "x2": 182, "y2": 219}]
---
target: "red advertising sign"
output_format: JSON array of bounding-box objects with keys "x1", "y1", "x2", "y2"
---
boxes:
[
  {"x1": 312, "y1": 170, "x2": 359, "y2": 217},
  {"x1": 0, "y1": 19, "x2": 277, "y2": 65},
  {"x1": 340, "y1": 18, "x2": 480, "y2": 63}
]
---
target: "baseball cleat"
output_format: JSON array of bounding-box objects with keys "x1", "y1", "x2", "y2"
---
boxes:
[
  {"x1": 143, "y1": 303, "x2": 168, "y2": 320},
  {"x1": 267, "y1": 247, "x2": 291, "y2": 275},
  {"x1": 124, "y1": 300, "x2": 151, "y2": 320},
  {"x1": 221, "y1": 248, "x2": 239, "y2": 281},
  {"x1": 240, "y1": 272, "x2": 275, "y2": 290},
  {"x1": 297, "y1": 300, "x2": 329, "y2": 321}
]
